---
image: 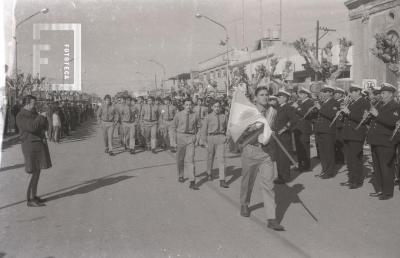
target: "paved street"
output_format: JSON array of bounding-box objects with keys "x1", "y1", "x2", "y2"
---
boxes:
[{"x1": 1, "y1": 120, "x2": 400, "y2": 258}]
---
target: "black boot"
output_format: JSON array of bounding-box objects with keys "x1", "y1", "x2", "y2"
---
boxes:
[
  {"x1": 219, "y1": 180, "x2": 229, "y2": 188},
  {"x1": 189, "y1": 181, "x2": 199, "y2": 190}
]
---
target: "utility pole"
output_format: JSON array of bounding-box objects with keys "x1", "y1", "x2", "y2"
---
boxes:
[
  {"x1": 315, "y1": 20, "x2": 336, "y2": 81},
  {"x1": 259, "y1": 0, "x2": 263, "y2": 38},
  {"x1": 242, "y1": 0, "x2": 245, "y2": 47},
  {"x1": 154, "y1": 73, "x2": 157, "y2": 92}
]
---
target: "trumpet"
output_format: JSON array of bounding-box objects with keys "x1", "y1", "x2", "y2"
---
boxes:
[
  {"x1": 390, "y1": 120, "x2": 400, "y2": 141},
  {"x1": 355, "y1": 100, "x2": 382, "y2": 130},
  {"x1": 329, "y1": 96, "x2": 354, "y2": 127}
]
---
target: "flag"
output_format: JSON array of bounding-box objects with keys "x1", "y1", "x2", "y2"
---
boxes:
[{"x1": 227, "y1": 89, "x2": 273, "y2": 145}]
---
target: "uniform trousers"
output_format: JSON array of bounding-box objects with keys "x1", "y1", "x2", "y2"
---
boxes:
[
  {"x1": 206, "y1": 134, "x2": 226, "y2": 179},
  {"x1": 101, "y1": 121, "x2": 115, "y2": 151},
  {"x1": 240, "y1": 144, "x2": 277, "y2": 220},
  {"x1": 343, "y1": 140, "x2": 364, "y2": 184},
  {"x1": 142, "y1": 121, "x2": 158, "y2": 149},
  {"x1": 159, "y1": 120, "x2": 176, "y2": 148},
  {"x1": 316, "y1": 132, "x2": 336, "y2": 176},
  {"x1": 293, "y1": 129, "x2": 311, "y2": 169},
  {"x1": 122, "y1": 122, "x2": 136, "y2": 150},
  {"x1": 176, "y1": 133, "x2": 196, "y2": 181},
  {"x1": 276, "y1": 133, "x2": 292, "y2": 182},
  {"x1": 370, "y1": 145, "x2": 395, "y2": 196}
]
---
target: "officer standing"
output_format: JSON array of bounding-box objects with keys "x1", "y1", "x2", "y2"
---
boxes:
[
  {"x1": 239, "y1": 86, "x2": 284, "y2": 231},
  {"x1": 292, "y1": 87, "x2": 314, "y2": 172},
  {"x1": 314, "y1": 85, "x2": 340, "y2": 179},
  {"x1": 339, "y1": 84, "x2": 370, "y2": 189},
  {"x1": 141, "y1": 96, "x2": 159, "y2": 153},
  {"x1": 97, "y1": 95, "x2": 119, "y2": 156},
  {"x1": 367, "y1": 83, "x2": 399, "y2": 200},
  {"x1": 159, "y1": 96, "x2": 177, "y2": 152},
  {"x1": 274, "y1": 89, "x2": 298, "y2": 184},
  {"x1": 121, "y1": 96, "x2": 138, "y2": 154},
  {"x1": 171, "y1": 98, "x2": 200, "y2": 190},
  {"x1": 201, "y1": 100, "x2": 229, "y2": 188}
]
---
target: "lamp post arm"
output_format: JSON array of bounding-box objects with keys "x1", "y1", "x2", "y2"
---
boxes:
[{"x1": 16, "y1": 11, "x2": 42, "y2": 28}]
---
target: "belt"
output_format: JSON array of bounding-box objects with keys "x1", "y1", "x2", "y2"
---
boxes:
[
  {"x1": 178, "y1": 132, "x2": 195, "y2": 135},
  {"x1": 208, "y1": 133, "x2": 226, "y2": 136},
  {"x1": 102, "y1": 120, "x2": 113, "y2": 122},
  {"x1": 249, "y1": 142, "x2": 262, "y2": 147},
  {"x1": 144, "y1": 120, "x2": 157, "y2": 122}
]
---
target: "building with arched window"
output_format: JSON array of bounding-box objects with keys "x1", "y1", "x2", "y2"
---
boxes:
[{"x1": 345, "y1": 0, "x2": 400, "y2": 87}]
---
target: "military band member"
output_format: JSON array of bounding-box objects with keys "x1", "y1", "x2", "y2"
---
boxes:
[
  {"x1": 193, "y1": 98, "x2": 209, "y2": 146},
  {"x1": 314, "y1": 85, "x2": 340, "y2": 178},
  {"x1": 274, "y1": 89, "x2": 298, "y2": 184},
  {"x1": 239, "y1": 86, "x2": 284, "y2": 231},
  {"x1": 171, "y1": 99, "x2": 200, "y2": 190},
  {"x1": 339, "y1": 84, "x2": 370, "y2": 189},
  {"x1": 201, "y1": 100, "x2": 229, "y2": 188},
  {"x1": 292, "y1": 87, "x2": 314, "y2": 172},
  {"x1": 121, "y1": 96, "x2": 138, "y2": 154},
  {"x1": 159, "y1": 96, "x2": 177, "y2": 152},
  {"x1": 334, "y1": 87, "x2": 346, "y2": 164},
  {"x1": 97, "y1": 95, "x2": 119, "y2": 156},
  {"x1": 141, "y1": 96, "x2": 159, "y2": 153},
  {"x1": 367, "y1": 83, "x2": 399, "y2": 200}
]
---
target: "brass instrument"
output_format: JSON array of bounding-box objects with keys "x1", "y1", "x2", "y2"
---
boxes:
[
  {"x1": 355, "y1": 100, "x2": 382, "y2": 130},
  {"x1": 390, "y1": 121, "x2": 400, "y2": 141},
  {"x1": 301, "y1": 103, "x2": 318, "y2": 120},
  {"x1": 329, "y1": 96, "x2": 354, "y2": 127}
]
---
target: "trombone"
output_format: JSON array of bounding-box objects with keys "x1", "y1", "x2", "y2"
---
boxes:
[{"x1": 329, "y1": 96, "x2": 354, "y2": 127}]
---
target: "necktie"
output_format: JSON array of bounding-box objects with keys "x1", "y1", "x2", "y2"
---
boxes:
[
  {"x1": 185, "y1": 112, "x2": 190, "y2": 133},
  {"x1": 216, "y1": 113, "x2": 220, "y2": 133},
  {"x1": 150, "y1": 105, "x2": 153, "y2": 121},
  {"x1": 198, "y1": 106, "x2": 201, "y2": 118}
]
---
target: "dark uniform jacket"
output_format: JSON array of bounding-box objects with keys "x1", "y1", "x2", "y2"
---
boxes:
[
  {"x1": 367, "y1": 100, "x2": 400, "y2": 147},
  {"x1": 293, "y1": 98, "x2": 314, "y2": 134},
  {"x1": 341, "y1": 97, "x2": 370, "y2": 142},
  {"x1": 274, "y1": 103, "x2": 298, "y2": 135},
  {"x1": 314, "y1": 98, "x2": 340, "y2": 134}
]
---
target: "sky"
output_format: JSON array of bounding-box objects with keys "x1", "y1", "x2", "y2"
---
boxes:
[{"x1": 6, "y1": 0, "x2": 350, "y2": 96}]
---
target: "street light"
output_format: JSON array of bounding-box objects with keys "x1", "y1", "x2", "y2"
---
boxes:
[
  {"x1": 14, "y1": 7, "x2": 49, "y2": 100},
  {"x1": 148, "y1": 59, "x2": 166, "y2": 96},
  {"x1": 196, "y1": 13, "x2": 230, "y2": 95}
]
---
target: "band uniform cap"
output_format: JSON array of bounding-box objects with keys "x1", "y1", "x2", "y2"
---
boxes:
[
  {"x1": 276, "y1": 89, "x2": 291, "y2": 98},
  {"x1": 349, "y1": 84, "x2": 363, "y2": 91},
  {"x1": 334, "y1": 87, "x2": 345, "y2": 94},
  {"x1": 320, "y1": 85, "x2": 335, "y2": 92},
  {"x1": 380, "y1": 82, "x2": 396, "y2": 92},
  {"x1": 298, "y1": 87, "x2": 311, "y2": 96},
  {"x1": 268, "y1": 95, "x2": 278, "y2": 100}
]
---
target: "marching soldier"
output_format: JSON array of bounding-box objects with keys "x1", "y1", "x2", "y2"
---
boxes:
[
  {"x1": 159, "y1": 96, "x2": 177, "y2": 152},
  {"x1": 339, "y1": 84, "x2": 370, "y2": 189},
  {"x1": 121, "y1": 96, "x2": 138, "y2": 154},
  {"x1": 171, "y1": 98, "x2": 200, "y2": 190},
  {"x1": 141, "y1": 96, "x2": 159, "y2": 153},
  {"x1": 201, "y1": 100, "x2": 229, "y2": 188},
  {"x1": 292, "y1": 87, "x2": 314, "y2": 172},
  {"x1": 314, "y1": 85, "x2": 340, "y2": 179},
  {"x1": 97, "y1": 95, "x2": 119, "y2": 156},
  {"x1": 193, "y1": 98, "x2": 209, "y2": 146},
  {"x1": 367, "y1": 83, "x2": 399, "y2": 200},
  {"x1": 274, "y1": 89, "x2": 298, "y2": 184},
  {"x1": 239, "y1": 86, "x2": 284, "y2": 231},
  {"x1": 135, "y1": 96, "x2": 145, "y2": 148},
  {"x1": 116, "y1": 96, "x2": 126, "y2": 146}
]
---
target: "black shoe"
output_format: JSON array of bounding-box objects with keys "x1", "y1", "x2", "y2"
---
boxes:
[
  {"x1": 369, "y1": 192, "x2": 382, "y2": 197},
  {"x1": 151, "y1": 149, "x2": 157, "y2": 154},
  {"x1": 109, "y1": 152, "x2": 115, "y2": 156},
  {"x1": 273, "y1": 178, "x2": 286, "y2": 185},
  {"x1": 27, "y1": 200, "x2": 46, "y2": 207},
  {"x1": 220, "y1": 180, "x2": 229, "y2": 188},
  {"x1": 189, "y1": 181, "x2": 199, "y2": 190},
  {"x1": 240, "y1": 205, "x2": 250, "y2": 217},
  {"x1": 130, "y1": 149, "x2": 135, "y2": 155},
  {"x1": 340, "y1": 181, "x2": 351, "y2": 186},
  {"x1": 207, "y1": 174, "x2": 213, "y2": 181},
  {"x1": 170, "y1": 147, "x2": 177, "y2": 153},
  {"x1": 34, "y1": 197, "x2": 46, "y2": 203},
  {"x1": 267, "y1": 219, "x2": 285, "y2": 231},
  {"x1": 379, "y1": 194, "x2": 393, "y2": 200},
  {"x1": 349, "y1": 183, "x2": 363, "y2": 189},
  {"x1": 105, "y1": 148, "x2": 109, "y2": 153},
  {"x1": 320, "y1": 174, "x2": 335, "y2": 179},
  {"x1": 178, "y1": 177, "x2": 184, "y2": 183}
]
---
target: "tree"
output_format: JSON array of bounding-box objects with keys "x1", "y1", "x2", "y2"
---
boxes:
[{"x1": 8, "y1": 72, "x2": 46, "y2": 99}]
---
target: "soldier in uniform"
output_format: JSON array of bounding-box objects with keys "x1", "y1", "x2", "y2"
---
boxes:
[
  {"x1": 274, "y1": 89, "x2": 298, "y2": 184},
  {"x1": 159, "y1": 96, "x2": 177, "y2": 152},
  {"x1": 171, "y1": 98, "x2": 200, "y2": 190},
  {"x1": 193, "y1": 98, "x2": 209, "y2": 146},
  {"x1": 135, "y1": 96, "x2": 145, "y2": 148},
  {"x1": 339, "y1": 84, "x2": 370, "y2": 189},
  {"x1": 201, "y1": 100, "x2": 229, "y2": 188},
  {"x1": 239, "y1": 86, "x2": 284, "y2": 231},
  {"x1": 292, "y1": 87, "x2": 314, "y2": 172},
  {"x1": 367, "y1": 83, "x2": 399, "y2": 200},
  {"x1": 141, "y1": 96, "x2": 159, "y2": 153},
  {"x1": 314, "y1": 85, "x2": 340, "y2": 179},
  {"x1": 121, "y1": 96, "x2": 138, "y2": 154},
  {"x1": 97, "y1": 95, "x2": 119, "y2": 156},
  {"x1": 115, "y1": 96, "x2": 126, "y2": 146}
]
